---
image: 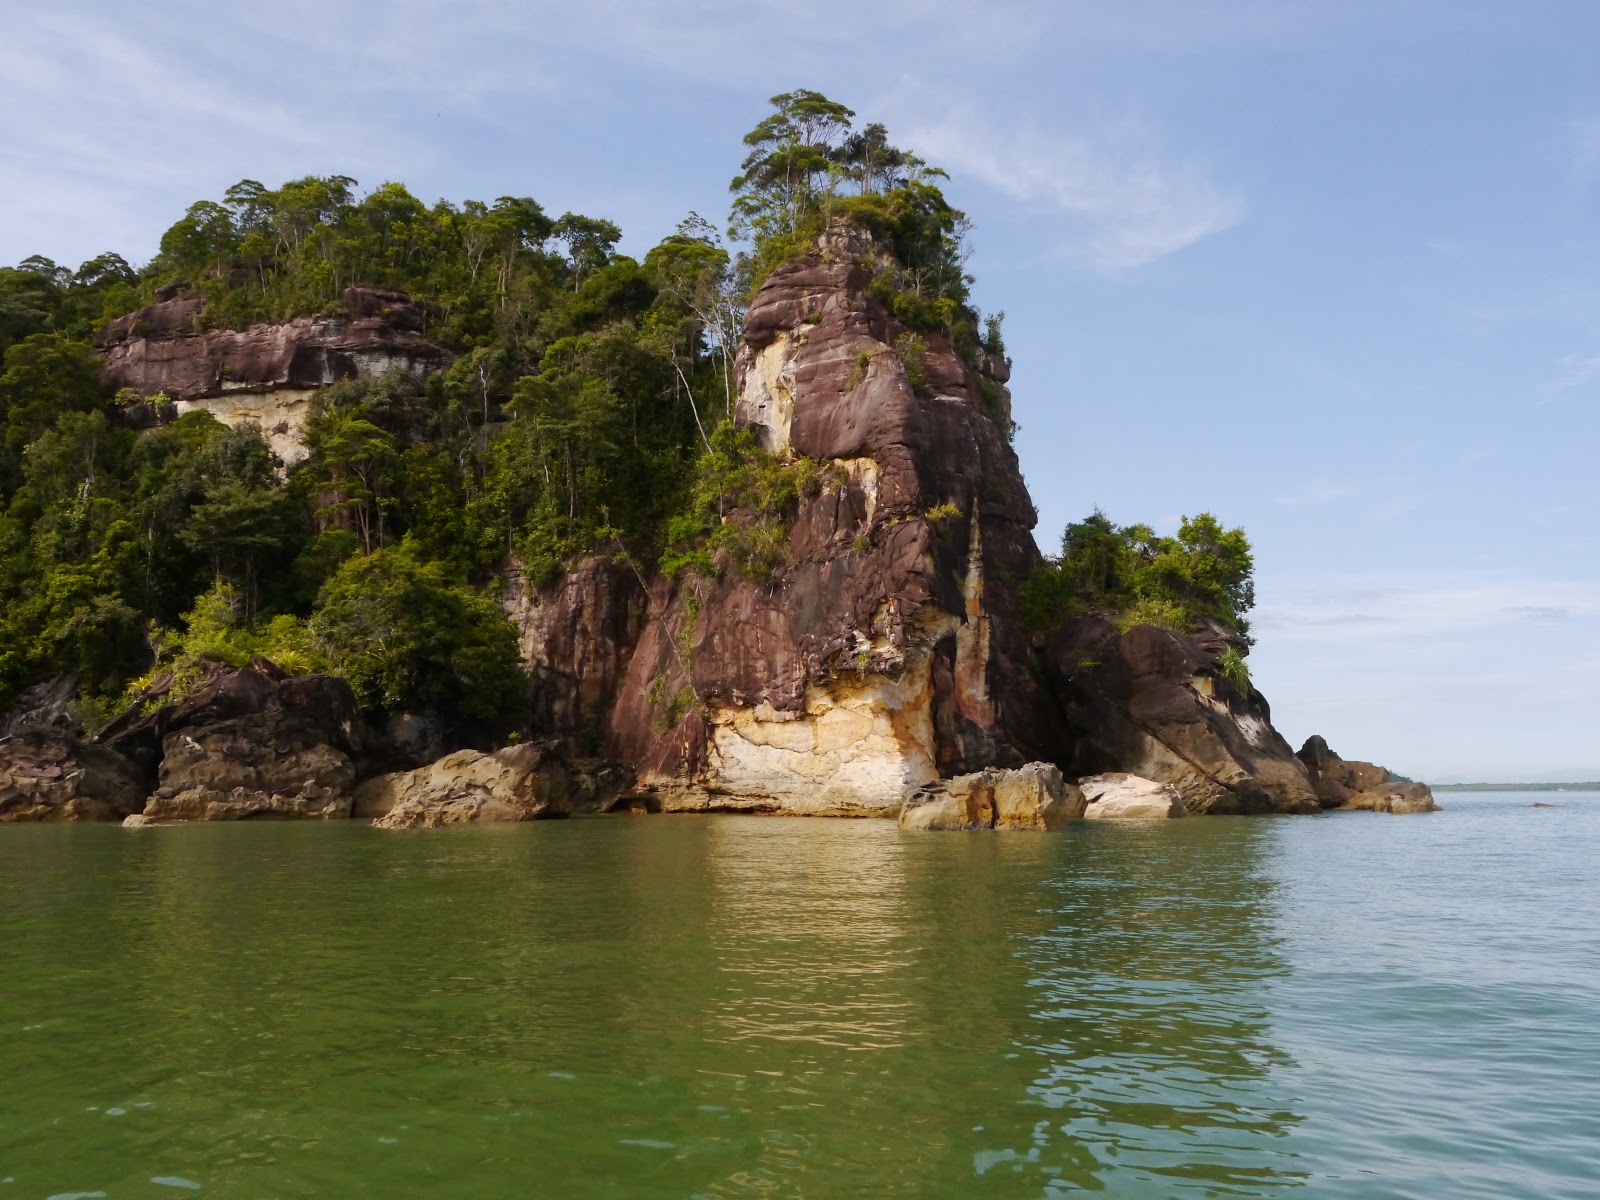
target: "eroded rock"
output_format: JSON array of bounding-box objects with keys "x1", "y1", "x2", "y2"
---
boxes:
[
  {"x1": 361, "y1": 743, "x2": 630, "y2": 828},
  {"x1": 612, "y1": 221, "x2": 1059, "y2": 812},
  {"x1": 1080, "y1": 773, "x2": 1188, "y2": 819},
  {"x1": 100, "y1": 665, "x2": 379, "y2": 821},
  {"x1": 899, "y1": 762, "x2": 1083, "y2": 831},
  {"x1": 0, "y1": 726, "x2": 146, "y2": 822},
  {"x1": 1296, "y1": 735, "x2": 1404, "y2": 808},
  {"x1": 1346, "y1": 782, "x2": 1439, "y2": 814},
  {"x1": 1043, "y1": 619, "x2": 1318, "y2": 815},
  {"x1": 96, "y1": 286, "x2": 449, "y2": 462}
]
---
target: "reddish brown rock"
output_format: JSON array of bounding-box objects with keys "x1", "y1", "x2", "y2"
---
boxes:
[
  {"x1": 501, "y1": 555, "x2": 648, "y2": 755},
  {"x1": 608, "y1": 223, "x2": 1060, "y2": 813},
  {"x1": 96, "y1": 286, "x2": 448, "y2": 402},
  {"x1": 1296, "y1": 735, "x2": 1402, "y2": 808}
]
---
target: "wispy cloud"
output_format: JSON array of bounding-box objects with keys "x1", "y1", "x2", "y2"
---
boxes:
[
  {"x1": 1256, "y1": 574, "x2": 1600, "y2": 643},
  {"x1": 901, "y1": 106, "x2": 1244, "y2": 271}
]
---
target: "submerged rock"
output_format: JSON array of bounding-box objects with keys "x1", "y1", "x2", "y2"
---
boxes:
[
  {"x1": 0, "y1": 726, "x2": 146, "y2": 822},
  {"x1": 1079, "y1": 773, "x2": 1188, "y2": 819},
  {"x1": 899, "y1": 762, "x2": 1084, "y2": 831},
  {"x1": 361, "y1": 743, "x2": 631, "y2": 828},
  {"x1": 1346, "y1": 781, "x2": 1439, "y2": 814}
]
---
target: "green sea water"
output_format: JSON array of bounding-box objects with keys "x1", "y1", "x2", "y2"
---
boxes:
[{"x1": 2, "y1": 794, "x2": 1597, "y2": 1198}]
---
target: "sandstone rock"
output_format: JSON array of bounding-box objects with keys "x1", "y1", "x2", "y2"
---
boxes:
[
  {"x1": 501, "y1": 555, "x2": 647, "y2": 755},
  {"x1": 362, "y1": 743, "x2": 627, "y2": 829},
  {"x1": 0, "y1": 726, "x2": 146, "y2": 822},
  {"x1": 1044, "y1": 620, "x2": 1319, "y2": 815},
  {"x1": 1346, "y1": 782, "x2": 1439, "y2": 814},
  {"x1": 611, "y1": 220, "x2": 1061, "y2": 812},
  {"x1": 95, "y1": 287, "x2": 449, "y2": 463},
  {"x1": 898, "y1": 762, "x2": 1084, "y2": 831},
  {"x1": 1079, "y1": 773, "x2": 1187, "y2": 819},
  {"x1": 121, "y1": 813, "x2": 162, "y2": 828},
  {"x1": 0, "y1": 672, "x2": 80, "y2": 738},
  {"x1": 100, "y1": 665, "x2": 379, "y2": 820},
  {"x1": 1296, "y1": 736, "x2": 1411, "y2": 808}
]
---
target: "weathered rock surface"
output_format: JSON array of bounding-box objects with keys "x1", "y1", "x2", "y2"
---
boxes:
[
  {"x1": 98, "y1": 663, "x2": 380, "y2": 821},
  {"x1": 0, "y1": 726, "x2": 146, "y2": 822},
  {"x1": 1079, "y1": 773, "x2": 1188, "y2": 819},
  {"x1": 0, "y1": 673, "x2": 80, "y2": 738},
  {"x1": 611, "y1": 222, "x2": 1059, "y2": 813},
  {"x1": 501, "y1": 555, "x2": 647, "y2": 755},
  {"x1": 96, "y1": 285, "x2": 449, "y2": 462},
  {"x1": 899, "y1": 761, "x2": 1084, "y2": 831},
  {"x1": 1041, "y1": 618, "x2": 1319, "y2": 815},
  {"x1": 1296, "y1": 735, "x2": 1400, "y2": 808},
  {"x1": 1346, "y1": 781, "x2": 1439, "y2": 814},
  {"x1": 361, "y1": 743, "x2": 630, "y2": 828}
]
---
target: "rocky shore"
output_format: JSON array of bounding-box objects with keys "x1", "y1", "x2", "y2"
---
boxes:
[{"x1": 1, "y1": 222, "x2": 1435, "y2": 829}]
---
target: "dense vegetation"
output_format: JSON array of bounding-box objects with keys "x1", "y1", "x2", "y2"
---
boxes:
[{"x1": 0, "y1": 89, "x2": 1254, "y2": 727}]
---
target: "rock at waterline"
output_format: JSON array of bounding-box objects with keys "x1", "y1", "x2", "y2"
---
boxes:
[
  {"x1": 360, "y1": 743, "x2": 632, "y2": 828},
  {"x1": 1079, "y1": 773, "x2": 1188, "y2": 819},
  {"x1": 898, "y1": 762, "x2": 1085, "y2": 831},
  {"x1": 0, "y1": 725, "x2": 145, "y2": 823},
  {"x1": 1346, "y1": 782, "x2": 1440, "y2": 814}
]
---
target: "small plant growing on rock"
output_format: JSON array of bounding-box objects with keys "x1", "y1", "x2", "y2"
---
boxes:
[
  {"x1": 923, "y1": 502, "x2": 962, "y2": 531},
  {"x1": 894, "y1": 332, "x2": 929, "y2": 396}
]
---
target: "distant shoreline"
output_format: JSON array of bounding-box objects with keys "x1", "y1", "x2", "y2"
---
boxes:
[{"x1": 1433, "y1": 782, "x2": 1600, "y2": 793}]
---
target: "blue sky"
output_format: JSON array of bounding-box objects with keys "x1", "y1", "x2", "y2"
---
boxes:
[{"x1": 4, "y1": 0, "x2": 1598, "y2": 780}]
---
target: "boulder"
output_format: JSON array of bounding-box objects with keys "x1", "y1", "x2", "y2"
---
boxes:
[
  {"x1": 101, "y1": 665, "x2": 381, "y2": 820},
  {"x1": 0, "y1": 726, "x2": 146, "y2": 822},
  {"x1": 1041, "y1": 619, "x2": 1319, "y2": 815},
  {"x1": 361, "y1": 743, "x2": 627, "y2": 829},
  {"x1": 1346, "y1": 782, "x2": 1439, "y2": 814},
  {"x1": 898, "y1": 762, "x2": 1083, "y2": 831},
  {"x1": 1079, "y1": 773, "x2": 1187, "y2": 819},
  {"x1": 1296, "y1": 735, "x2": 1413, "y2": 808}
]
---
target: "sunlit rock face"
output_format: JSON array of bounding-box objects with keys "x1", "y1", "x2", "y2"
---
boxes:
[
  {"x1": 96, "y1": 285, "x2": 449, "y2": 462},
  {"x1": 607, "y1": 223, "x2": 1061, "y2": 813}
]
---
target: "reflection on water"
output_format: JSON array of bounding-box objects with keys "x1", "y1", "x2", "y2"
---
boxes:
[{"x1": 2, "y1": 800, "x2": 1598, "y2": 1197}]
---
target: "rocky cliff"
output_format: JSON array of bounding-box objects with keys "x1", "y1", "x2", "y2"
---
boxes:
[
  {"x1": 96, "y1": 285, "x2": 449, "y2": 461},
  {"x1": 592, "y1": 224, "x2": 1059, "y2": 813}
]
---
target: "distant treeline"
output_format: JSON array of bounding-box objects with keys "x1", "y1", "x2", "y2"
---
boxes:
[{"x1": 1433, "y1": 782, "x2": 1600, "y2": 792}]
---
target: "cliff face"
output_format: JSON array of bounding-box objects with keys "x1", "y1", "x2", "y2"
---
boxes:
[
  {"x1": 96, "y1": 285, "x2": 450, "y2": 462},
  {"x1": 600, "y1": 225, "x2": 1061, "y2": 813}
]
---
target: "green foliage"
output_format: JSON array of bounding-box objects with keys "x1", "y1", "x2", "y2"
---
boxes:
[
  {"x1": 310, "y1": 548, "x2": 526, "y2": 718},
  {"x1": 0, "y1": 91, "x2": 1020, "y2": 728},
  {"x1": 660, "y1": 422, "x2": 822, "y2": 583},
  {"x1": 1022, "y1": 509, "x2": 1256, "y2": 641}
]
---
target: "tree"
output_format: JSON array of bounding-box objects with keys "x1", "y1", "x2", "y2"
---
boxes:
[
  {"x1": 729, "y1": 89, "x2": 856, "y2": 241},
  {"x1": 554, "y1": 212, "x2": 622, "y2": 289},
  {"x1": 310, "y1": 548, "x2": 525, "y2": 718}
]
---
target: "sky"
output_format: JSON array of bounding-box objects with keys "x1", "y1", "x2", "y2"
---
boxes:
[{"x1": 4, "y1": 0, "x2": 1599, "y2": 780}]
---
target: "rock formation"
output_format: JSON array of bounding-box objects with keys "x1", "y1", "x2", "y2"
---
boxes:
[
  {"x1": 1079, "y1": 773, "x2": 1188, "y2": 819},
  {"x1": 607, "y1": 223, "x2": 1059, "y2": 814},
  {"x1": 1297, "y1": 737, "x2": 1437, "y2": 813},
  {"x1": 96, "y1": 285, "x2": 449, "y2": 462},
  {"x1": 1040, "y1": 619, "x2": 1319, "y2": 814},
  {"x1": 899, "y1": 762, "x2": 1083, "y2": 831},
  {"x1": 359, "y1": 743, "x2": 631, "y2": 828},
  {"x1": 0, "y1": 726, "x2": 146, "y2": 822},
  {"x1": 100, "y1": 661, "x2": 383, "y2": 821}
]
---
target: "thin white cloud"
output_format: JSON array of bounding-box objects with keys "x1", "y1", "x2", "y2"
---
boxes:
[
  {"x1": 901, "y1": 107, "x2": 1244, "y2": 271},
  {"x1": 1255, "y1": 574, "x2": 1600, "y2": 644}
]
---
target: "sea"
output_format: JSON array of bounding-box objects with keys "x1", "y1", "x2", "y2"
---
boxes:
[{"x1": 1, "y1": 791, "x2": 1596, "y2": 1198}]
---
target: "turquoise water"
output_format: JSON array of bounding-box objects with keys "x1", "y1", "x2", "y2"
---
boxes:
[{"x1": 1, "y1": 793, "x2": 1596, "y2": 1198}]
